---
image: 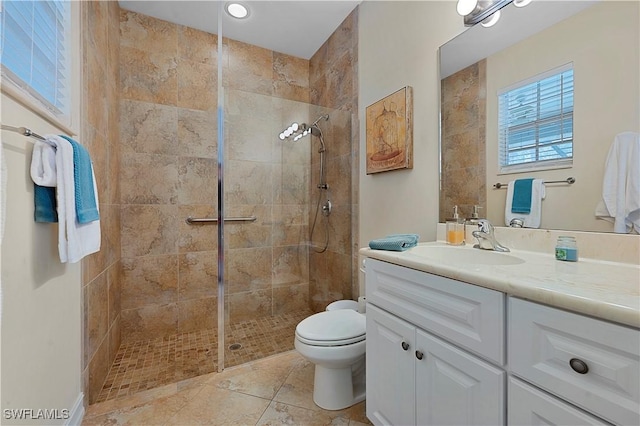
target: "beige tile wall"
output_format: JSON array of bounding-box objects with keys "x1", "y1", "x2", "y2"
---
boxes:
[
  {"x1": 81, "y1": 0, "x2": 122, "y2": 406},
  {"x1": 118, "y1": 10, "x2": 218, "y2": 345},
  {"x1": 117, "y1": 10, "x2": 332, "y2": 339},
  {"x1": 440, "y1": 59, "x2": 487, "y2": 222},
  {"x1": 308, "y1": 9, "x2": 360, "y2": 310}
]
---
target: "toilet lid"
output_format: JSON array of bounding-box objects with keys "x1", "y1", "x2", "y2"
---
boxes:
[{"x1": 296, "y1": 310, "x2": 366, "y2": 345}]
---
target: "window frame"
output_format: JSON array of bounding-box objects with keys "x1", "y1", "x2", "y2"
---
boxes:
[
  {"x1": 0, "y1": 0, "x2": 80, "y2": 136},
  {"x1": 497, "y1": 63, "x2": 574, "y2": 175}
]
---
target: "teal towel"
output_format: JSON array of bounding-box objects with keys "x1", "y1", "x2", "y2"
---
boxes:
[
  {"x1": 511, "y1": 178, "x2": 534, "y2": 214},
  {"x1": 369, "y1": 234, "x2": 420, "y2": 251},
  {"x1": 60, "y1": 135, "x2": 99, "y2": 223},
  {"x1": 34, "y1": 184, "x2": 58, "y2": 222}
]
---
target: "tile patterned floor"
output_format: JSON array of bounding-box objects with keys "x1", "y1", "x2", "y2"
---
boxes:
[
  {"x1": 96, "y1": 310, "x2": 313, "y2": 403},
  {"x1": 84, "y1": 351, "x2": 372, "y2": 426}
]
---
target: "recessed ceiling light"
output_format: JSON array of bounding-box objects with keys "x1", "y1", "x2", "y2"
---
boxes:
[{"x1": 226, "y1": 2, "x2": 249, "y2": 19}]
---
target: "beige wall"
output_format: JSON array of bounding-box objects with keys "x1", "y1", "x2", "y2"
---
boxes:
[
  {"x1": 0, "y1": 98, "x2": 83, "y2": 425},
  {"x1": 358, "y1": 1, "x2": 464, "y2": 290},
  {"x1": 486, "y1": 1, "x2": 640, "y2": 231},
  {"x1": 1, "y1": 3, "x2": 85, "y2": 420}
]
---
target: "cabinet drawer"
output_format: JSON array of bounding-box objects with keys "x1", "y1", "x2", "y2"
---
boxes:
[
  {"x1": 508, "y1": 377, "x2": 610, "y2": 425},
  {"x1": 366, "y1": 258, "x2": 505, "y2": 365},
  {"x1": 509, "y1": 298, "x2": 640, "y2": 426}
]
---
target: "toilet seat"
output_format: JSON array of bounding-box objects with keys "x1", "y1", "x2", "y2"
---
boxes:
[{"x1": 296, "y1": 310, "x2": 366, "y2": 347}]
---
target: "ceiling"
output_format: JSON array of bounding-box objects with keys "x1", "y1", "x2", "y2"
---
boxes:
[{"x1": 118, "y1": 1, "x2": 361, "y2": 59}]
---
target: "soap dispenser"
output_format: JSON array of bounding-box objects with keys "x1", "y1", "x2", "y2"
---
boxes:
[
  {"x1": 446, "y1": 205, "x2": 465, "y2": 245},
  {"x1": 466, "y1": 205, "x2": 483, "y2": 226}
]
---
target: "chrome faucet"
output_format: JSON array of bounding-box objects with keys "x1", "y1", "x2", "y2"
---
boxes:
[{"x1": 472, "y1": 219, "x2": 510, "y2": 252}]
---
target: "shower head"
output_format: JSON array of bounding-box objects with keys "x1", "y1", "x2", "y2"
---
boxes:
[{"x1": 278, "y1": 114, "x2": 329, "y2": 142}]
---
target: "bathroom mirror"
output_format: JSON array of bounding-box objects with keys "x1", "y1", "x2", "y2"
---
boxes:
[{"x1": 439, "y1": 0, "x2": 639, "y2": 232}]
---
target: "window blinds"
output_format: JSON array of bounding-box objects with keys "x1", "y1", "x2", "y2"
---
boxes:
[
  {"x1": 498, "y1": 64, "x2": 574, "y2": 171},
  {"x1": 0, "y1": 0, "x2": 70, "y2": 115}
]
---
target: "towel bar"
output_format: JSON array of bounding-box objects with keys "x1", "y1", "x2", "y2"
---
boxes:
[
  {"x1": 493, "y1": 177, "x2": 575, "y2": 189},
  {"x1": 185, "y1": 216, "x2": 257, "y2": 225},
  {"x1": 1, "y1": 124, "x2": 45, "y2": 141}
]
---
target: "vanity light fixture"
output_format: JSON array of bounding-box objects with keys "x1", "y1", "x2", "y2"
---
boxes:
[
  {"x1": 456, "y1": 0, "x2": 479, "y2": 16},
  {"x1": 513, "y1": 0, "x2": 533, "y2": 7},
  {"x1": 481, "y1": 9, "x2": 501, "y2": 27},
  {"x1": 225, "y1": 2, "x2": 249, "y2": 19},
  {"x1": 458, "y1": 0, "x2": 532, "y2": 27}
]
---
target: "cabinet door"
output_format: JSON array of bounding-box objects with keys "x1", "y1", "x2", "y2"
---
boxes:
[
  {"x1": 508, "y1": 377, "x2": 610, "y2": 426},
  {"x1": 415, "y1": 329, "x2": 505, "y2": 426},
  {"x1": 366, "y1": 304, "x2": 416, "y2": 426}
]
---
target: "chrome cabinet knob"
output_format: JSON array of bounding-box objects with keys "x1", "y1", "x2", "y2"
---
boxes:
[
  {"x1": 401, "y1": 341, "x2": 409, "y2": 351},
  {"x1": 569, "y1": 358, "x2": 589, "y2": 374},
  {"x1": 415, "y1": 350, "x2": 424, "y2": 360}
]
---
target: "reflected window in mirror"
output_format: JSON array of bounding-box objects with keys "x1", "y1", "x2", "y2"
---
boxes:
[{"x1": 498, "y1": 64, "x2": 574, "y2": 173}]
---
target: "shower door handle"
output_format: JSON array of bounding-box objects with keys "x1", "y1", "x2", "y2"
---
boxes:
[{"x1": 185, "y1": 216, "x2": 257, "y2": 225}]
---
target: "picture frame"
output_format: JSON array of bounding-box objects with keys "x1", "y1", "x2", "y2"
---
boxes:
[{"x1": 365, "y1": 86, "x2": 413, "y2": 174}]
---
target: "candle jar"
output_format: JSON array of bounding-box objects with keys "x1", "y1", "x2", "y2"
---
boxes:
[{"x1": 555, "y1": 236, "x2": 578, "y2": 262}]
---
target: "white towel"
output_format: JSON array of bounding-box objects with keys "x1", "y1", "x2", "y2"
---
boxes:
[
  {"x1": 595, "y1": 132, "x2": 640, "y2": 233},
  {"x1": 30, "y1": 140, "x2": 57, "y2": 186},
  {"x1": 44, "y1": 135, "x2": 101, "y2": 263},
  {"x1": 504, "y1": 178, "x2": 546, "y2": 228}
]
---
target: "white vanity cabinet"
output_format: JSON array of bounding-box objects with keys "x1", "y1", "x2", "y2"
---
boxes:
[
  {"x1": 364, "y1": 257, "x2": 640, "y2": 426},
  {"x1": 365, "y1": 259, "x2": 506, "y2": 426}
]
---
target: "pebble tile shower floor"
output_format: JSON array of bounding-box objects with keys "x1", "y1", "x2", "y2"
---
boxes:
[{"x1": 96, "y1": 310, "x2": 313, "y2": 403}]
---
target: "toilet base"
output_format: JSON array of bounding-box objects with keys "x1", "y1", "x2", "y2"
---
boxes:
[{"x1": 312, "y1": 359, "x2": 366, "y2": 410}]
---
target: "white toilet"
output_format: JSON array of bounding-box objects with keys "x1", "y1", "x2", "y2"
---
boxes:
[{"x1": 294, "y1": 300, "x2": 366, "y2": 410}]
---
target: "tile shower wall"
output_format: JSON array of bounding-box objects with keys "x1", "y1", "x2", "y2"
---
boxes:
[
  {"x1": 117, "y1": 10, "x2": 317, "y2": 342},
  {"x1": 308, "y1": 9, "x2": 360, "y2": 311},
  {"x1": 440, "y1": 59, "x2": 487, "y2": 222},
  {"x1": 81, "y1": 1, "x2": 122, "y2": 405}
]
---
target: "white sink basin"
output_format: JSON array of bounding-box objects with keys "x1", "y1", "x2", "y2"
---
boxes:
[{"x1": 406, "y1": 245, "x2": 525, "y2": 266}]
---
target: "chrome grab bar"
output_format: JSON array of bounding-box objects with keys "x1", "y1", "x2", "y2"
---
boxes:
[{"x1": 185, "y1": 216, "x2": 257, "y2": 225}]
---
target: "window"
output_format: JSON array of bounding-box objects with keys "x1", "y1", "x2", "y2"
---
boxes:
[
  {"x1": 0, "y1": 0, "x2": 71, "y2": 117},
  {"x1": 498, "y1": 64, "x2": 574, "y2": 173}
]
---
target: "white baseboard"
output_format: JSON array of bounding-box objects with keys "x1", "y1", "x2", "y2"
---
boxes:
[{"x1": 65, "y1": 393, "x2": 84, "y2": 426}]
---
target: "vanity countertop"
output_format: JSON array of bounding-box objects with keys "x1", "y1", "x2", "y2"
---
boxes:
[{"x1": 360, "y1": 242, "x2": 640, "y2": 328}]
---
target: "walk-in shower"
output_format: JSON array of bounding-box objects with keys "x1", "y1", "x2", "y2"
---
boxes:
[
  {"x1": 280, "y1": 114, "x2": 332, "y2": 253},
  {"x1": 88, "y1": 0, "x2": 354, "y2": 404}
]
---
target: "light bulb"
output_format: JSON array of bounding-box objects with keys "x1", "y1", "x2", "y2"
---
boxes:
[
  {"x1": 279, "y1": 133, "x2": 285, "y2": 140},
  {"x1": 513, "y1": 0, "x2": 532, "y2": 7},
  {"x1": 291, "y1": 123, "x2": 299, "y2": 132},
  {"x1": 481, "y1": 10, "x2": 501, "y2": 27},
  {"x1": 456, "y1": 0, "x2": 478, "y2": 16}
]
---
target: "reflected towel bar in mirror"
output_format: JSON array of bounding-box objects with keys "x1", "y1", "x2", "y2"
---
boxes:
[
  {"x1": 493, "y1": 177, "x2": 575, "y2": 189},
  {"x1": 185, "y1": 216, "x2": 257, "y2": 225}
]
